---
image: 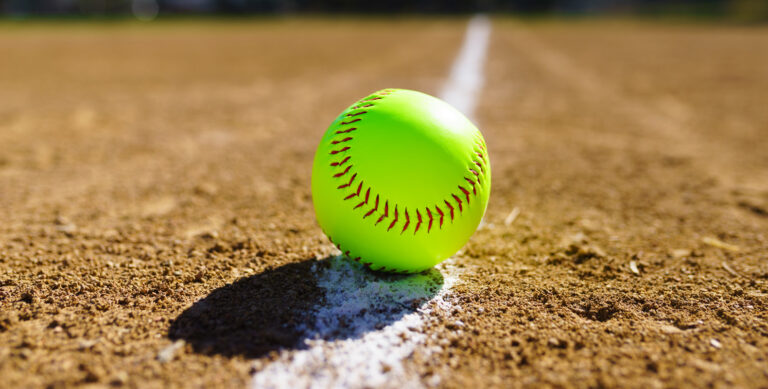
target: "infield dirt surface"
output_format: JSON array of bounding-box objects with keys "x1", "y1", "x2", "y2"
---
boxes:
[{"x1": 1, "y1": 18, "x2": 767, "y2": 388}]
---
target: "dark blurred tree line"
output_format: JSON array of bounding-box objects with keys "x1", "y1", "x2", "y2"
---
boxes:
[{"x1": 1, "y1": 0, "x2": 767, "y2": 21}]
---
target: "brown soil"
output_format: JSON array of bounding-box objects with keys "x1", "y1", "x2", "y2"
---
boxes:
[{"x1": 1, "y1": 18, "x2": 767, "y2": 388}]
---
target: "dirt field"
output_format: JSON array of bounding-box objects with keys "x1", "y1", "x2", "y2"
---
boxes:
[{"x1": 1, "y1": 18, "x2": 767, "y2": 388}]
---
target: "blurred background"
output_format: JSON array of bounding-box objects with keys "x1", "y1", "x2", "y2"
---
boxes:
[{"x1": 1, "y1": 0, "x2": 767, "y2": 22}]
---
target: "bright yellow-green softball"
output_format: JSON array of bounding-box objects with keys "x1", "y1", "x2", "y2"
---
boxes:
[{"x1": 311, "y1": 88, "x2": 491, "y2": 273}]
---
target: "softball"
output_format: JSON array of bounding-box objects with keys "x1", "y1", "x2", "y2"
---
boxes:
[{"x1": 311, "y1": 88, "x2": 491, "y2": 273}]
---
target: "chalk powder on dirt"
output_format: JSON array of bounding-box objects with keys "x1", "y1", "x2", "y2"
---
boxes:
[
  {"x1": 251, "y1": 257, "x2": 461, "y2": 388},
  {"x1": 251, "y1": 15, "x2": 491, "y2": 389}
]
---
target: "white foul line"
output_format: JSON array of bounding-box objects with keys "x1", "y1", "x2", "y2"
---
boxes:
[
  {"x1": 250, "y1": 16, "x2": 491, "y2": 389},
  {"x1": 440, "y1": 14, "x2": 491, "y2": 121},
  {"x1": 251, "y1": 257, "x2": 460, "y2": 389}
]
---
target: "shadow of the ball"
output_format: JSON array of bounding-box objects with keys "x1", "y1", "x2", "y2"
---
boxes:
[{"x1": 168, "y1": 255, "x2": 444, "y2": 358}]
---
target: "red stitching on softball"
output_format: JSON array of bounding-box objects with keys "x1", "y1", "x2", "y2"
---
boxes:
[
  {"x1": 333, "y1": 165, "x2": 352, "y2": 178},
  {"x1": 364, "y1": 195, "x2": 379, "y2": 219},
  {"x1": 344, "y1": 181, "x2": 363, "y2": 200},
  {"x1": 335, "y1": 127, "x2": 357, "y2": 134},
  {"x1": 464, "y1": 177, "x2": 477, "y2": 195},
  {"x1": 354, "y1": 188, "x2": 370, "y2": 209},
  {"x1": 444, "y1": 200, "x2": 455, "y2": 220},
  {"x1": 376, "y1": 201, "x2": 389, "y2": 225},
  {"x1": 414, "y1": 209, "x2": 422, "y2": 234},
  {"x1": 330, "y1": 146, "x2": 350, "y2": 155},
  {"x1": 337, "y1": 173, "x2": 356, "y2": 189},
  {"x1": 331, "y1": 156, "x2": 350, "y2": 167},
  {"x1": 353, "y1": 257, "x2": 361, "y2": 262},
  {"x1": 458, "y1": 186, "x2": 470, "y2": 204},
  {"x1": 328, "y1": 89, "x2": 489, "y2": 244},
  {"x1": 388, "y1": 206, "x2": 398, "y2": 231},
  {"x1": 452, "y1": 194, "x2": 463, "y2": 212},
  {"x1": 473, "y1": 161, "x2": 485, "y2": 183}
]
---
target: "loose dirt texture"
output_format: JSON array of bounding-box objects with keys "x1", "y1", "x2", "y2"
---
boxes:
[{"x1": 0, "y1": 18, "x2": 767, "y2": 388}]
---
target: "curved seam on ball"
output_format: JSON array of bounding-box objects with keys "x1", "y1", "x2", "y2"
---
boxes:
[{"x1": 325, "y1": 89, "x2": 490, "y2": 273}]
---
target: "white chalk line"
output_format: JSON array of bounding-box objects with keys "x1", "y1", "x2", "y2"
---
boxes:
[
  {"x1": 250, "y1": 16, "x2": 491, "y2": 389},
  {"x1": 251, "y1": 257, "x2": 461, "y2": 389},
  {"x1": 440, "y1": 14, "x2": 491, "y2": 122}
]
